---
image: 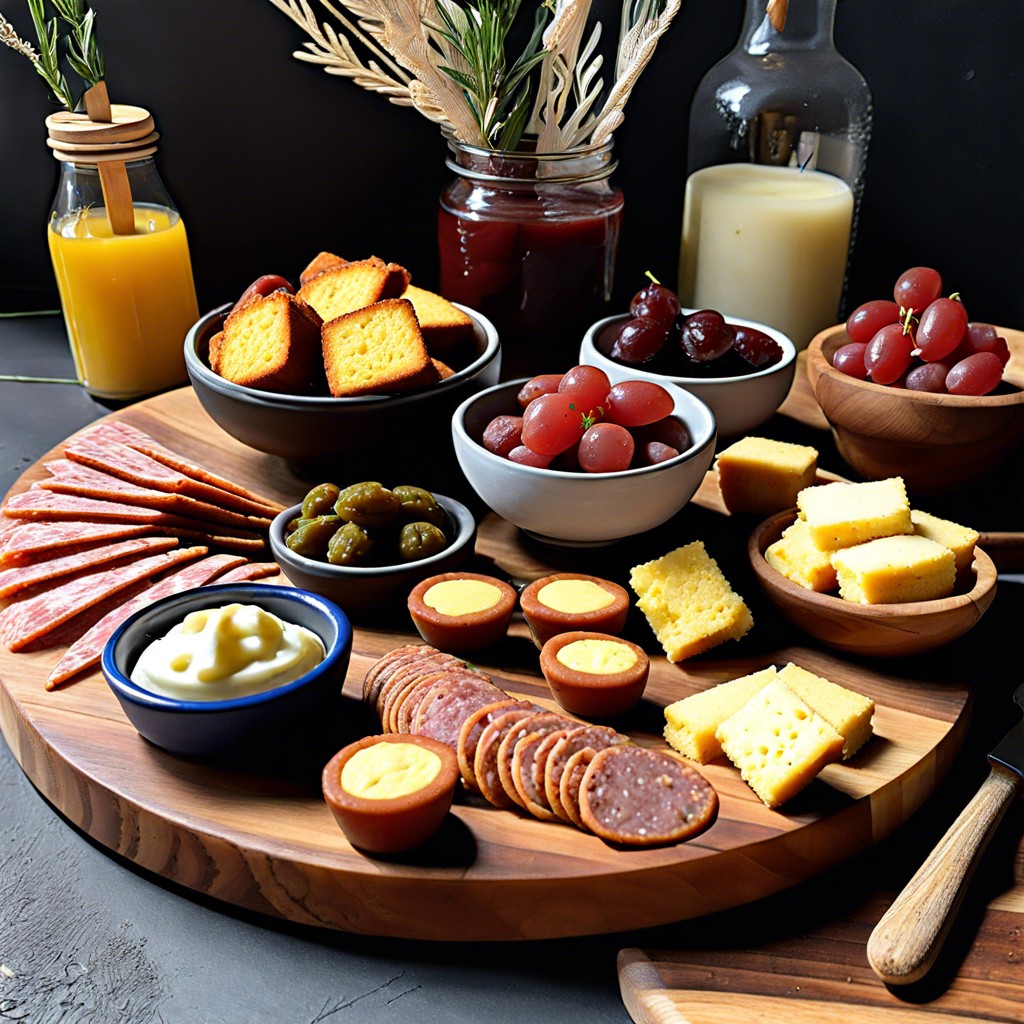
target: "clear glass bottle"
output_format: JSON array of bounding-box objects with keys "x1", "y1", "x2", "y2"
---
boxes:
[
  {"x1": 439, "y1": 137, "x2": 624, "y2": 376},
  {"x1": 678, "y1": 0, "x2": 872, "y2": 348},
  {"x1": 46, "y1": 113, "x2": 199, "y2": 401}
]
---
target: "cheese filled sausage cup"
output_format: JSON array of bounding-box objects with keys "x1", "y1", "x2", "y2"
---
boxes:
[{"x1": 322, "y1": 734, "x2": 460, "y2": 854}]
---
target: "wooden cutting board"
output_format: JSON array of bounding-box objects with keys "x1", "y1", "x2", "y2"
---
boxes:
[{"x1": 0, "y1": 387, "x2": 971, "y2": 941}]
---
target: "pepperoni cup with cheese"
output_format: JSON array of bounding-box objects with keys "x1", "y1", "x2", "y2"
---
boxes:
[
  {"x1": 322, "y1": 734, "x2": 460, "y2": 854},
  {"x1": 407, "y1": 572, "x2": 517, "y2": 652},
  {"x1": 519, "y1": 573, "x2": 630, "y2": 647},
  {"x1": 540, "y1": 631, "x2": 650, "y2": 718}
]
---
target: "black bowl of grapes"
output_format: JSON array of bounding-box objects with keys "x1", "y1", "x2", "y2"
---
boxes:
[{"x1": 579, "y1": 278, "x2": 797, "y2": 438}]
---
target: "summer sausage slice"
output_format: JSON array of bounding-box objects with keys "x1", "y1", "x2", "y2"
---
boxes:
[
  {"x1": 511, "y1": 727, "x2": 572, "y2": 821},
  {"x1": 413, "y1": 674, "x2": 510, "y2": 749},
  {"x1": 496, "y1": 712, "x2": 575, "y2": 811},
  {"x1": 543, "y1": 724, "x2": 625, "y2": 823},
  {"x1": 456, "y1": 699, "x2": 530, "y2": 790},
  {"x1": 474, "y1": 707, "x2": 540, "y2": 809},
  {"x1": 560, "y1": 747, "x2": 599, "y2": 830},
  {"x1": 579, "y1": 745, "x2": 718, "y2": 847}
]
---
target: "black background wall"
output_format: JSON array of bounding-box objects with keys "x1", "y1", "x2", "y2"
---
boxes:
[{"x1": 1, "y1": 0, "x2": 1022, "y2": 328}]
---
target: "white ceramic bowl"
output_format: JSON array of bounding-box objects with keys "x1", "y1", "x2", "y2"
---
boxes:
[
  {"x1": 580, "y1": 311, "x2": 797, "y2": 437},
  {"x1": 452, "y1": 379, "x2": 717, "y2": 546}
]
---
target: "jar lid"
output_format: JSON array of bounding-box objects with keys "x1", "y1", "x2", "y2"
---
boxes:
[{"x1": 45, "y1": 103, "x2": 158, "y2": 162}]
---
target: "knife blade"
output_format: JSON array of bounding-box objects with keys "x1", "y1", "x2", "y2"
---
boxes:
[{"x1": 866, "y1": 682, "x2": 1024, "y2": 987}]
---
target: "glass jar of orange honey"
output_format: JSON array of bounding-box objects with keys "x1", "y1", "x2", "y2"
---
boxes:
[{"x1": 46, "y1": 104, "x2": 198, "y2": 401}]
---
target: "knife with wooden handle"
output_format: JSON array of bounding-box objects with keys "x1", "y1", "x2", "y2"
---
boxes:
[{"x1": 866, "y1": 681, "x2": 1024, "y2": 986}]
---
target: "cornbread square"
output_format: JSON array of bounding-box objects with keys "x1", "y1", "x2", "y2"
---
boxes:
[
  {"x1": 664, "y1": 666, "x2": 778, "y2": 763},
  {"x1": 322, "y1": 298, "x2": 439, "y2": 397},
  {"x1": 715, "y1": 678, "x2": 844, "y2": 808},
  {"x1": 911, "y1": 509, "x2": 979, "y2": 577},
  {"x1": 630, "y1": 541, "x2": 753, "y2": 663},
  {"x1": 715, "y1": 436, "x2": 818, "y2": 515},
  {"x1": 402, "y1": 284, "x2": 475, "y2": 357},
  {"x1": 765, "y1": 517, "x2": 838, "y2": 592},
  {"x1": 214, "y1": 291, "x2": 323, "y2": 393},
  {"x1": 297, "y1": 256, "x2": 406, "y2": 322},
  {"x1": 776, "y1": 662, "x2": 875, "y2": 760},
  {"x1": 796, "y1": 477, "x2": 912, "y2": 551},
  {"x1": 831, "y1": 533, "x2": 956, "y2": 606}
]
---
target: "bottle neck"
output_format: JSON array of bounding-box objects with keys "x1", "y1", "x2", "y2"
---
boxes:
[{"x1": 741, "y1": 0, "x2": 837, "y2": 54}]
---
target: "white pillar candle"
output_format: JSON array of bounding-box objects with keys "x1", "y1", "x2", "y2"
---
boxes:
[{"x1": 678, "y1": 164, "x2": 854, "y2": 350}]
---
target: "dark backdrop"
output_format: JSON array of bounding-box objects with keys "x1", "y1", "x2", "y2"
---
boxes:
[{"x1": 1, "y1": 0, "x2": 1022, "y2": 326}]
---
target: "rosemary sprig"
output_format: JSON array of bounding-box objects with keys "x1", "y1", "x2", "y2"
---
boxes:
[
  {"x1": 433, "y1": 0, "x2": 550, "y2": 149},
  {"x1": 1, "y1": 1, "x2": 105, "y2": 110}
]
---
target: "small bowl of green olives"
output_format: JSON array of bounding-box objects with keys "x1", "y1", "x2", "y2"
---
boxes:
[{"x1": 269, "y1": 481, "x2": 477, "y2": 613}]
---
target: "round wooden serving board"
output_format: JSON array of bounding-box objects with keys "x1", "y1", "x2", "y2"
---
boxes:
[{"x1": 0, "y1": 388, "x2": 971, "y2": 941}]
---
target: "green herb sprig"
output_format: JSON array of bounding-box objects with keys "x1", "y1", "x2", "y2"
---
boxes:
[{"x1": 1, "y1": 0, "x2": 105, "y2": 110}]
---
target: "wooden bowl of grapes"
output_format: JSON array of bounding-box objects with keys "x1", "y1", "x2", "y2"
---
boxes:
[{"x1": 807, "y1": 324, "x2": 1024, "y2": 495}]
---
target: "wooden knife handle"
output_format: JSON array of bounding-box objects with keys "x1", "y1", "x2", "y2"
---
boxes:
[
  {"x1": 866, "y1": 763, "x2": 1020, "y2": 986},
  {"x1": 978, "y1": 532, "x2": 1024, "y2": 573}
]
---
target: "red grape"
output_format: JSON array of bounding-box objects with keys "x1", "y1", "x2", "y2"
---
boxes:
[
  {"x1": 482, "y1": 415, "x2": 523, "y2": 458},
  {"x1": 955, "y1": 322, "x2": 1011, "y2": 366},
  {"x1": 603, "y1": 380, "x2": 674, "y2": 427},
  {"x1": 731, "y1": 326, "x2": 783, "y2": 369},
  {"x1": 517, "y1": 373, "x2": 563, "y2": 408},
  {"x1": 904, "y1": 361, "x2": 950, "y2": 393},
  {"x1": 558, "y1": 364, "x2": 610, "y2": 414},
  {"x1": 230, "y1": 274, "x2": 295, "y2": 314},
  {"x1": 630, "y1": 281, "x2": 681, "y2": 327},
  {"x1": 946, "y1": 352, "x2": 1003, "y2": 396},
  {"x1": 865, "y1": 324, "x2": 914, "y2": 385},
  {"x1": 916, "y1": 297, "x2": 968, "y2": 361},
  {"x1": 845, "y1": 300, "x2": 900, "y2": 344},
  {"x1": 680, "y1": 310, "x2": 735, "y2": 362},
  {"x1": 894, "y1": 267, "x2": 942, "y2": 312},
  {"x1": 832, "y1": 341, "x2": 869, "y2": 379},
  {"x1": 521, "y1": 392, "x2": 587, "y2": 456},
  {"x1": 508, "y1": 445, "x2": 552, "y2": 468},
  {"x1": 577, "y1": 423, "x2": 634, "y2": 473},
  {"x1": 610, "y1": 317, "x2": 668, "y2": 364},
  {"x1": 634, "y1": 441, "x2": 679, "y2": 466}
]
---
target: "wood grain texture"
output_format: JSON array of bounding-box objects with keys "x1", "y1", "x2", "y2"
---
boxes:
[{"x1": 0, "y1": 389, "x2": 971, "y2": 941}]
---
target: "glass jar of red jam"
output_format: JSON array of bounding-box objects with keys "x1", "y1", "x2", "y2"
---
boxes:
[{"x1": 439, "y1": 137, "x2": 624, "y2": 377}]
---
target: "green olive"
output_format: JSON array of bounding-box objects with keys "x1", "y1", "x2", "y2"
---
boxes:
[
  {"x1": 393, "y1": 484, "x2": 446, "y2": 528},
  {"x1": 301, "y1": 482, "x2": 341, "y2": 519},
  {"x1": 334, "y1": 481, "x2": 401, "y2": 529},
  {"x1": 327, "y1": 522, "x2": 374, "y2": 566},
  {"x1": 286, "y1": 515, "x2": 343, "y2": 559},
  {"x1": 398, "y1": 521, "x2": 448, "y2": 562}
]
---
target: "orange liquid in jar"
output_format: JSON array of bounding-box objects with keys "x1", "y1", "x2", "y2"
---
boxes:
[{"x1": 47, "y1": 205, "x2": 199, "y2": 400}]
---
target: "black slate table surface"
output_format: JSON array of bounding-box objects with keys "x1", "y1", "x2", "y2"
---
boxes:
[{"x1": 1, "y1": 312, "x2": 1022, "y2": 1024}]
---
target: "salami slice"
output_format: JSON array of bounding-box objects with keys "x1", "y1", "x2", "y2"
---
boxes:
[
  {"x1": 67, "y1": 433, "x2": 282, "y2": 517},
  {"x1": 0, "y1": 536, "x2": 178, "y2": 598},
  {"x1": 511, "y1": 727, "x2": 571, "y2": 821},
  {"x1": 560, "y1": 747, "x2": 599, "y2": 830},
  {"x1": 0, "y1": 546, "x2": 206, "y2": 652},
  {"x1": 0, "y1": 522, "x2": 155, "y2": 567},
  {"x1": 473, "y1": 707, "x2": 540, "y2": 809},
  {"x1": 385, "y1": 668, "x2": 453, "y2": 735},
  {"x1": 91, "y1": 422, "x2": 284, "y2": 510},
  {"x1": 544, "y1": 725, "x2": 625, "y2": 823},
  {"x1": 456, "y1": 699, "x2": 528, "y2": 790},
  {"x1": 45, "y1": 553, "x2": 248, "y2": 688},
  {"x1": 413, "y1": 674, "x2": 511, "y2": 749},
  {"x1": 41, "y1": 459, "x2": 271, "y2": 530},
  {"x1": 496, "y1": 712, "x2": 574, "y2": 810},
  {"x1": 212, "y1": 562, "x2": 281, "y2": 583},
  {"x1": 362, "y1": 644, "x2": 424, "y2": 705},
  {"x1": 578, "y1": 745, "x2": 718, "y2": 847}
]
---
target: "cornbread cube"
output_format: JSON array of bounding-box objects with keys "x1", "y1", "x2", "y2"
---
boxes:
[
  {"x1": 321, "y1": 298, "x2": 439, "y2": 397},
  {"x1": 297, "y1": 256, "x2": 406, "y2": 322},
  {"x1": 402, "y1": 284, "x2": 475, "y2": 357},
  {"x1": 796, "y1": 477, "x2": 912, "y2": 551},
  {"x1": 830, "y1": 534, "x2": 956, "y2": 606},
  {"x1": 776, "y1": 662, "x2": 875, "y2": 760},
  {"x1": 715, "y1": 678, "x2": 844, "y2": 808},
  {"x1": 664, "y1": 666, "x2": 778, "y2": 763},
  {"x1": 299, "y1": 250, "x2": 347, "y2": 285},
  {"x1": 715, "y1": 436, "x2": 818, "y2": 515},
  {"x1": 630, "y1": 541, "x2": 753, "y2": 663},
  {"x1": 765, "y1": 517, "x2": 838, "y2": 592},
  {"x1": 911, "y1": 509, "x2": 979, "y2": 577}
]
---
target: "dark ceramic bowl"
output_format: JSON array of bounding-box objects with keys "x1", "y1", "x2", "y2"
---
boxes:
[
  {"x1": 184, "y1": 302, "x2": 500, "y2": 477},
  {"x1": 268, "y1": 494, "x2": 477, "y2": 613},
  {"x1": 102, "y1": 584, "x2": 352, "y2": 759}
]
